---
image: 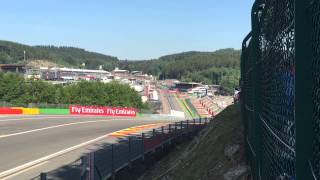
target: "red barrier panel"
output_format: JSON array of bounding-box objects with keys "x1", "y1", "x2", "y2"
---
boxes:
[
  {"x1": 0, "y1": 108, "x2": 23, "y2": 114},
  {"x1": 69, "y1": 105, "x2": 136, "y2": 117},
  {"x1": 144, "y1": 136, "x2": 163, "y2": 152}
]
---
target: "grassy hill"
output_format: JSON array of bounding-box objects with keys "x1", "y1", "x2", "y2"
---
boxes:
[
  {"x1": 142, "y1": 104, "x2": 249, "y2": 180},
  {"x1": 0, "y1": 40, "x2": 118, "y2": 70}
]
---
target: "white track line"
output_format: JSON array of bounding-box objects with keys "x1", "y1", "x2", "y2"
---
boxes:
[
  {"x1": 0, "y1": 122, "x2": 164, "y2": 179},
  {"x1": 2, "y1": 161, "x2": 48, "y2": 180},
  {"x1": 0, "y1": 116, "x2": 82, "y2": 122},
  {"x1": 0, "y1": 131, "x2": 116, "y2": 179},
  {"x1": 0, "y1": 119, "x2": 130, "y2": 139},
  {"x1": 0, "y1": 122, "x2": 167, "y2": 179},
  {"x1": 0, "y1": 116, "x2": 123, "y2": 122},
  {"x1": 0, "y1": 123, "x2": 169, "y2": 180}
]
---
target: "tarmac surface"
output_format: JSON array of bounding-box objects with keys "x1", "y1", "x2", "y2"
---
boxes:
[{"x1": 0, "y1": 115, "x2": 178, "y2": 179}]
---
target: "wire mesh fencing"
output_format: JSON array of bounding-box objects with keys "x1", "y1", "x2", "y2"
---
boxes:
[
  {"x1": 310, "y1": 0, "x2": 320, "y2": 179},
  {"x1": 241, "y1": 0, "x2": 320, "y2": 179}
]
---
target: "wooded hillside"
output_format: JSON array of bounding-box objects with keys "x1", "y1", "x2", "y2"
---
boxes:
[
  {"x1": 119, "y1": 49, "x2": 241, "y2": 92},
  {"x1": 0, "y1": 40, "x2": 118, "y2": 70}
]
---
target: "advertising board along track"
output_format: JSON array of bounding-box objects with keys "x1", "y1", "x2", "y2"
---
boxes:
[{"x1": 69, "y1": 105, "x2": 137, "y2": 117}]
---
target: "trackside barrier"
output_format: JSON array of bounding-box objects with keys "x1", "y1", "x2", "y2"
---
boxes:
[
  {"x1": 0, "y1": 107, "x2": 143, "y2": 116},
  {"x1": 185, "y1": 99, "x2": 201, "y2": 118},
  {"x1": 0, "y1": 105, "x2": 141, "y2": 116},
  {"x1": 12, "y1": 108, "x2": 40, "y2": 115},
  {"x1": 69, "y1": 105, "x2": 137, "y2": 117},
  {"x1": 33, "y1": 118, "x2": 211, "y2": 180},
  {"x1": 39, "y1": 108, "x2": 69, "y2": 115},
  {"x1": 0, "y1": 108, "x2": 22, "y2": 115}
]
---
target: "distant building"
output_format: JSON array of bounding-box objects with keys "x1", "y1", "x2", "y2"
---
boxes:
[
  {"x1": 162, "y1": 79, "x2": 179, "y2": 87},
  {"x1": 40, "y1": 67, "x2": 111, "y2": 80},
  {"x1": 174, "y1": 82, "x2": 202, "y2": 92},
  {"x1": 25, "y1": 68, "x2": 41, "y2": 79},
  {"x1": 131, "y1": 71, "x2": 143, "y2": 75},
  {"x1": 133, "y1": 74, "x2": 153, "y2": 81},
  {"x1": 131, "y1": 84, "x2": 144, "y2": 92},
  {"x1": 112, "y1": 67, "x2": 129, "y2": 79},
  {"x1": 150, "y1": 90, "x2": 159, "y2": 101},
  {"x1": 0, "y1": 64, "x2": 28, "y2": 74},
  {"x1": 187, "y1": 86, "x2": 208, "y2": 97}
]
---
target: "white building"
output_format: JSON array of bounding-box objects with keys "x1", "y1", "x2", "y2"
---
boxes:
[{"x1": 40, "y1": 67, "x2": 111, "y2": 81}]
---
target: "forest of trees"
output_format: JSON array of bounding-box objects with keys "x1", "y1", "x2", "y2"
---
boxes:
[
  {"x1": 119, "y1": 49, "x2": 241, "y2": 92},
  {"x1": 0, "y1": 40, "x2": 241, "y2": 93},
  {"x1": 0, "y1": 72, "x2": 145, "y2": 109},
  {"x1": 0, "y1": 40, "x2": 118, "y2": 70}
]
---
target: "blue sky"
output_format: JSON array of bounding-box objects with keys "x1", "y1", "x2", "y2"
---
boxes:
[{"x1": 0, "y1": 0, "x2": 254, "y2": 60}]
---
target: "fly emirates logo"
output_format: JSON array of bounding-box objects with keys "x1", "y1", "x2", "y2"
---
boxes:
[{"x1": 69, "y1": 105, "x2": 136, "y2": 117}]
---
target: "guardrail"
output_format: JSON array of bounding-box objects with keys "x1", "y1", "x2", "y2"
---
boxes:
[
  {"x1": 241, "y1": 0, "x2": 320, "y2": 179},
  {"x1": 31, "y1": 118, "x2": 210, "y2": 180},
  {"x1": 185, "y1": 99, "x2": 200, "y2": 118}
]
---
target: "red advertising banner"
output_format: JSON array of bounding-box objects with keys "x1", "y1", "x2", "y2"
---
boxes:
[
  {"x1": 0, "y1": 108, "x2": 23, "y2": 114},
  {"x1": 69, "y1": 105, "x2": 136, "y2": 117}
]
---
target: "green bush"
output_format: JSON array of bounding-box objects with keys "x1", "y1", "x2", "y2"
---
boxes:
[{"x1": 0, "y1": 72, "x2": 145, "y2": 109}]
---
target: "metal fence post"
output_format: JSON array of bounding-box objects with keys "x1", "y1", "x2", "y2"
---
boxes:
[
  {"x1": 128, "y1": 136, "x2": 131, "y2": 166},
  {"x1": 295, "y1": 0, "x2": 313, "y2": 179},
  {"x1": 240, "y1": 32, "x2": 252, "y2": 170},
  {"x1": 111, "y1": 144, "x2": 115, "y2": 179},
  {"x1": 175, "y1": 122, "x2": 177, "y2": 132},
  {"x1": 161, "y1": 126, "x2": 164, "y2": 135},
  {"x1": 152, "y1": 129, "x2": 156, "y2": 137},
  {"x1": 80, "y1": 156, "x2": 86, "y2": 180},
  {"x1": 89, "y1": 152, "x2": 94, "y2": 180},
  {"x1": 250, "y1": 2, "x2": 263, "y2": 178},
  {"x1": 180, "y1": 121, "x2": 183, "y2": 133},
  {"x1": 168, "y1": 124, "x2": 172, "y2": 145},
  {"x1": 193, "y1": 118, "x2": 196, "y2": 129},
  {"x1": 142, "y1": 133, "x2": 145, "y2": 160},
  {"x1": 40, "y1": 173, "x2": 47, "y2": 180}
]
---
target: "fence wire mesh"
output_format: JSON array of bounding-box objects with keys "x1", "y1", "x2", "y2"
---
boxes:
[
  {"x1": 241, "y1": 34, "x2": 259, "y2": 179},
  {"x1": 310, "y1": 0, "x2": 320, "y2": 178},
  {"x1": 242, "y1": 0, "x2": 320, "y2": 179},
  {"x1": 241, "y1": 0, "x2": 299, "y2": 179},
  {"x1": 259, "y1": 0, "x2": 295, "y2": 179}
]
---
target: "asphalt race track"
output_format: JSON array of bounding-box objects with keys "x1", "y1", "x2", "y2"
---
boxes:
[{"x1": 0, "y1": 115, "x2": 178, "y2": 179}]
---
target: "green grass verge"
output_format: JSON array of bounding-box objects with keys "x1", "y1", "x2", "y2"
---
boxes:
[
  {"x1": 173, "y1": 94, "x2": 196, "y2": 118},
  {"x1": 39, "y1": 108, "x2": 69, "y2": 115},
  {"x1": 137, "y1": 112, "x2": 145, "y2": 117},
  {"x1": 185, "y1": 99, "x2": 202, "y2": 118}
]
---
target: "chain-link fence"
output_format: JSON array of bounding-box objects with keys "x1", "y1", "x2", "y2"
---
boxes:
[
  {"x1": 241, "y1": 0, "x2": 320, "y2": 179},
  {"x1": 310, "y1": 0, "x2": 320, "y2": 179}
]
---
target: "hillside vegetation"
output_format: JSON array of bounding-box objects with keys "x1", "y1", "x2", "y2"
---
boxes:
[
  {"x1": 119, "y1": 49, "x2": 241, "y2": 92},
  {"x1": 0, "y1": 72, "x2": 145, "y2": 109},
  {"x1": 142, "y1": 104, "x2": 249, "y2": 180},
  {"x1": 0, "y1": 40, "x2": 240, "y2": 92},
  {"x1": 0, "y1": 40, "x2": 118, "y2": 70}
]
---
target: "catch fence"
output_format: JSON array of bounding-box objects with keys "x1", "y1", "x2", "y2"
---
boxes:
[{"x1": 241, "y1": 0, "x2": 319, "y2": 179}]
